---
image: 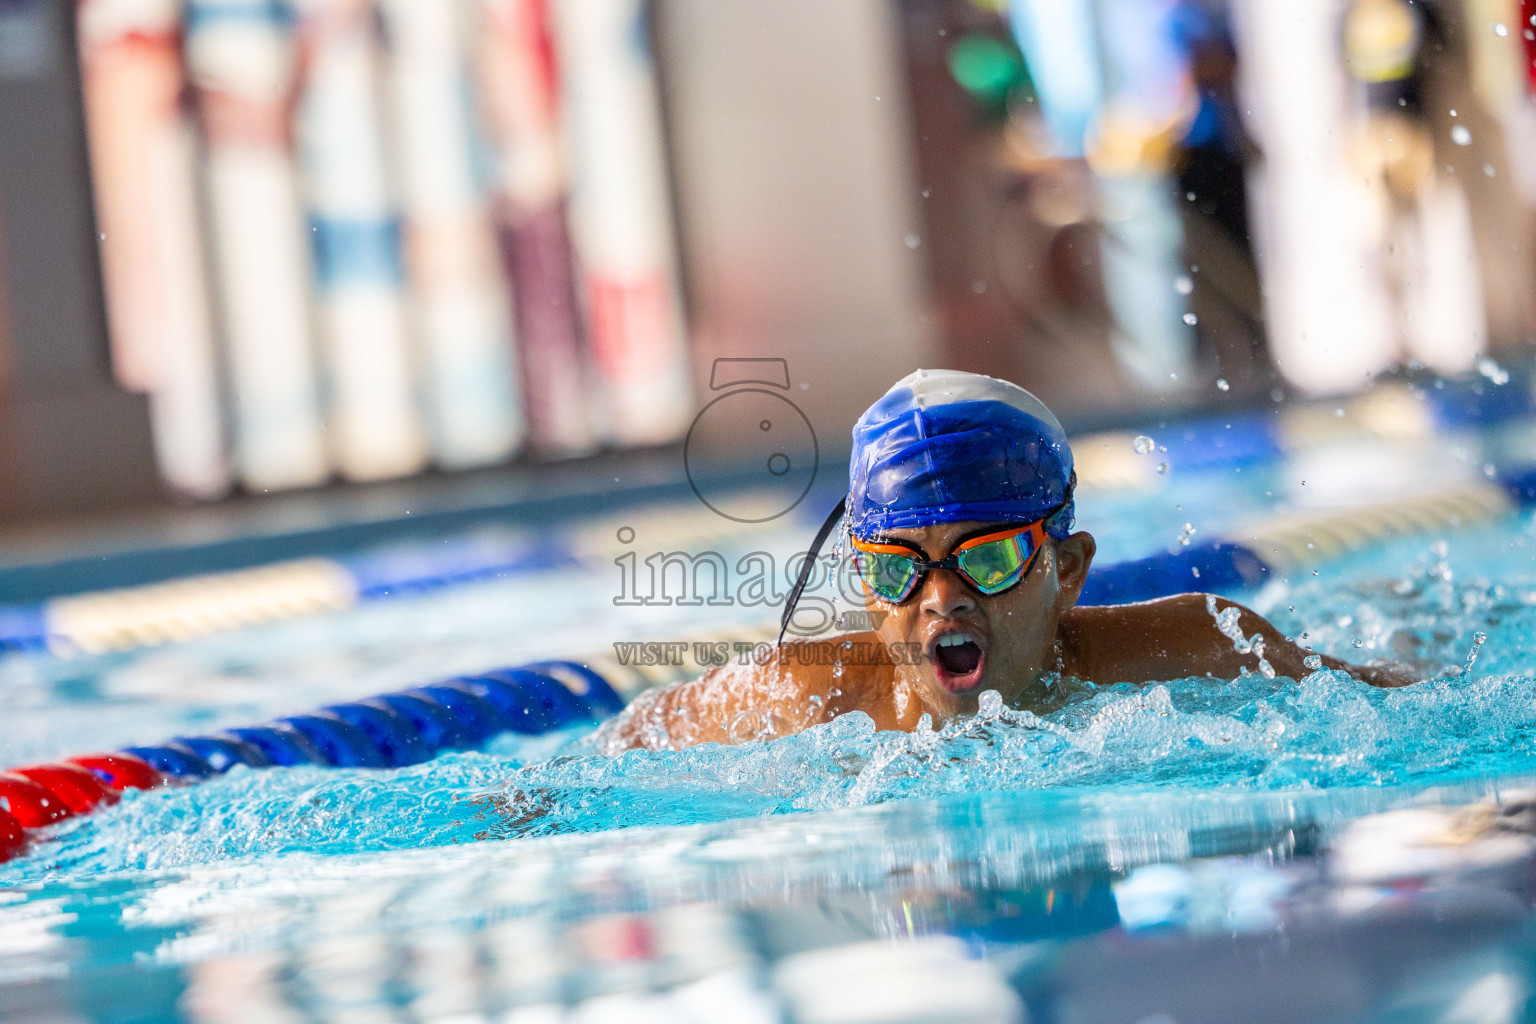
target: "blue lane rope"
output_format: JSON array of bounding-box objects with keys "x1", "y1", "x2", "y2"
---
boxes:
[
  {"x1": 120, "y1": 743, "x2": 217, "y2": 780},
  {"x1": 223, "y1": 724, "x2": 326, "y2": 767},
  {"x1": 1079, "y1": 542, "x2": 1271, "y2": 606},
  {"x1": 172, "y1": 734, "x2": 273, "y2": 772},
  {"x1": 112, "y1": 663, "x2": 625, "y2": 778}
]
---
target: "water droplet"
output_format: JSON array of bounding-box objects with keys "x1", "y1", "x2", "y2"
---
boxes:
[
  {"x1": 1478, "y1": 357, "x2": 1510, "y2": 385},
  {"x1": 1334, "y1": 407, "x2": 1345, "y2": 417},
  {"x1": 1485, "y1": 163, "x2": 1498, "y2": 176},
  {"x1": 1352, "y1": 639, "x2": 1363, "y2": 648},
  {"x1": 904, "y1": 233, "x2": 921, "y2": 248},
  {"x1": 921, "y1": 187, "x2": 931, "y2": 198},
  {"x1": 1451, "y1": 124, "x2": 1472, "y2": 146},
  {"x1": 1495, "y1": 22, "x2": 1509, "y2": 35},
  {"x1": 1156, "y1": 462, "x2": 1169, "y2": 474},
  {"x1": 1216, "y1": 378, "x2": 1229, "y2": 391},
  {"x1": 1304, "y1": 654, "x2": 1323, "y2": 670},
  {"x1": 1186, "y1": 191, "x2": 1196, "y2": 201},
  {"x1": 1460, "y1": 631, "x2": 1488, "y2": 678},
  {"x1": 1183, "y1": 313, "x2": 1198, "y2": 326},
  {"x1": 1174, "y1": 275, "x2": 1193, "y2": 295},
  {"x1": 971, "y1": 279, "x2": 987, "y2": 294},
  {"x1": 1133, "y1": 435, "x2": 1156, "y2": 454}
]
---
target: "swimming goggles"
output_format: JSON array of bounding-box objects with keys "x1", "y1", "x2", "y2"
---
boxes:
[
  {"x1": 776, "y1": 495, "x2": 1067, "y2": 641},
  {"x1": 850, "y1": 519, "x2": 1052, "y2": 604}
]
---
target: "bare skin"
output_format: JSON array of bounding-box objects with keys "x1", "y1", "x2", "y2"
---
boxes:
[{"x1": 598, "y1": 521, "x2": 1414, "y2": 753}]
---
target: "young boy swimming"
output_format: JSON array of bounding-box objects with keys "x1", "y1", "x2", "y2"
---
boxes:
[{"x1": 600, "y1": 369, "x2": 1411, "y2": 752}]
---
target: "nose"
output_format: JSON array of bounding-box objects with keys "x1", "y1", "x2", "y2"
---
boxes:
[{"x1": 918, "y1": 568, "x2": 976, "y2": 618}]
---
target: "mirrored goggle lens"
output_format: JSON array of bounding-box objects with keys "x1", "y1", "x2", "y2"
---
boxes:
[
  {"x1": 855, "y1": 549, "x2": 921, "y2": 603},
  {"x1": 957, "y1": 532, "x2": 1035, "y2": 594}
]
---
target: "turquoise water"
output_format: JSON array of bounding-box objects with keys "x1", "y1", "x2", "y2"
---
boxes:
[{"x1": 5, "y1": 449, "x2": 1536, "y2": 1022}]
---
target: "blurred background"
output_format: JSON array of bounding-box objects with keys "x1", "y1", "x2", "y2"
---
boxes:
[{"x1": 0, "y1": 0, "x2": 1531, "y2": 523}]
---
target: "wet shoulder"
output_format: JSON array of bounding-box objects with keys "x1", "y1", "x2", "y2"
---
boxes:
[{"x1": 1061, "y1": 594, "x2": 1224, "y2": 678}]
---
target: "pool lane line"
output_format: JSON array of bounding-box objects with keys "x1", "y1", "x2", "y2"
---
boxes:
[
  {"x1": 0, "y1": 659, "x2": 629, "y2": 865},
  {"x1": 1082, "y1": 480, "x2": 1514, "y2": 605},
  {"x1": 0, "y1": 539, "x2": 576, "y2": 656},
  {"x1": 0, "y1": 502, "x2": 774, "y2": 657},
  {"x1": 0, "y1": 472, "x2": 1521, "y2": 658}
]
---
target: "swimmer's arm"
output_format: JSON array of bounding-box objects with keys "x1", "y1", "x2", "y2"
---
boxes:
[
  {"x1": 1067, "y1": 595, "x2": 1415, "y2": 688},
  {"x1": 591, "y1": 670, "x2": 738, "y2": 753},
  {"x1": 593, "y1": 657, "x2": 825, "y2": 753}
]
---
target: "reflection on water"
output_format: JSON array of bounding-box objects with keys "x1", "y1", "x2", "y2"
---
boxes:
[{"x1": 3, "y1": 779, "x2": 1535, "y2": 1022}]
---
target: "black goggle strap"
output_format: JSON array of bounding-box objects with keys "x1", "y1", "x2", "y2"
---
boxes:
[{"x1": 779, "y1": 495, "x2": 848, "y2": 645}]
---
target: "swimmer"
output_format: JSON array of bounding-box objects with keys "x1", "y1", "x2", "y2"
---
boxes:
[{"x1": 599, "y1": 370, "x2": 1413, "y2": 752}]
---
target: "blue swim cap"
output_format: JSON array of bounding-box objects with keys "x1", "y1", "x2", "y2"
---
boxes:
[{"x1": 848, "y1": 369, "x2": 1075, "y2": 539}]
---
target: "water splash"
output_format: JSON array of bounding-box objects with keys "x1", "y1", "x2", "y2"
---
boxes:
[
  {"x1": 1207, "y1": 595, "x2": 1275, "y2": 679},
  {"x1": 16, "y1": 661, "x2": 1536, "y2": 880}
]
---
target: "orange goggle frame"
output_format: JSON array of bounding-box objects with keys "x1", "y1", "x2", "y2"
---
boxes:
[{"x1": 849, "y1": 520, "x2": 1050, "y2": 604}]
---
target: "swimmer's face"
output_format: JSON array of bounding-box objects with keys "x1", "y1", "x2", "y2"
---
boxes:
[{"x1": 865, "y1": 520, "x2": 1095, "y2": 715}]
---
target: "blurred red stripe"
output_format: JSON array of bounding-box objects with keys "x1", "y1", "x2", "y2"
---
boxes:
[{"x1": 11, "y1": 764, "x2": 118, "y2": 814}]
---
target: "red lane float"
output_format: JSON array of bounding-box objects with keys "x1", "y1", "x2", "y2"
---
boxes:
[
  {"x1": 11, "y1": 764, "x2": 117, "y2": 814},
  {"x1": 64, "y1": 753, "x2": 164, "y2": 791},
  {"x1": 0, "y1": 757, "x2": 156, "y2": 867},
  {"x1": 0, "y1": 773, "x2": 71, "y2": 826},
  {"x1": 0, "y1": 809, "x2": 23, "y2": 861}
]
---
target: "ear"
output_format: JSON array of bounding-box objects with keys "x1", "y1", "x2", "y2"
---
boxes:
[{"x1": 1052, "y1": 531, "x2": 1096, "y2": 610}]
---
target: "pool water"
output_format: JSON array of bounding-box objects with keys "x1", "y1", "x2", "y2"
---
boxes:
[{"x1": 6, "y1": 432, "x2": 1536, "y2": 1023}]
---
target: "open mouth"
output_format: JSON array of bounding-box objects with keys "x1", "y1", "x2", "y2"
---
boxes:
[{"x1": 929, "y1": 632, "x2": 986, "y2": 691}]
